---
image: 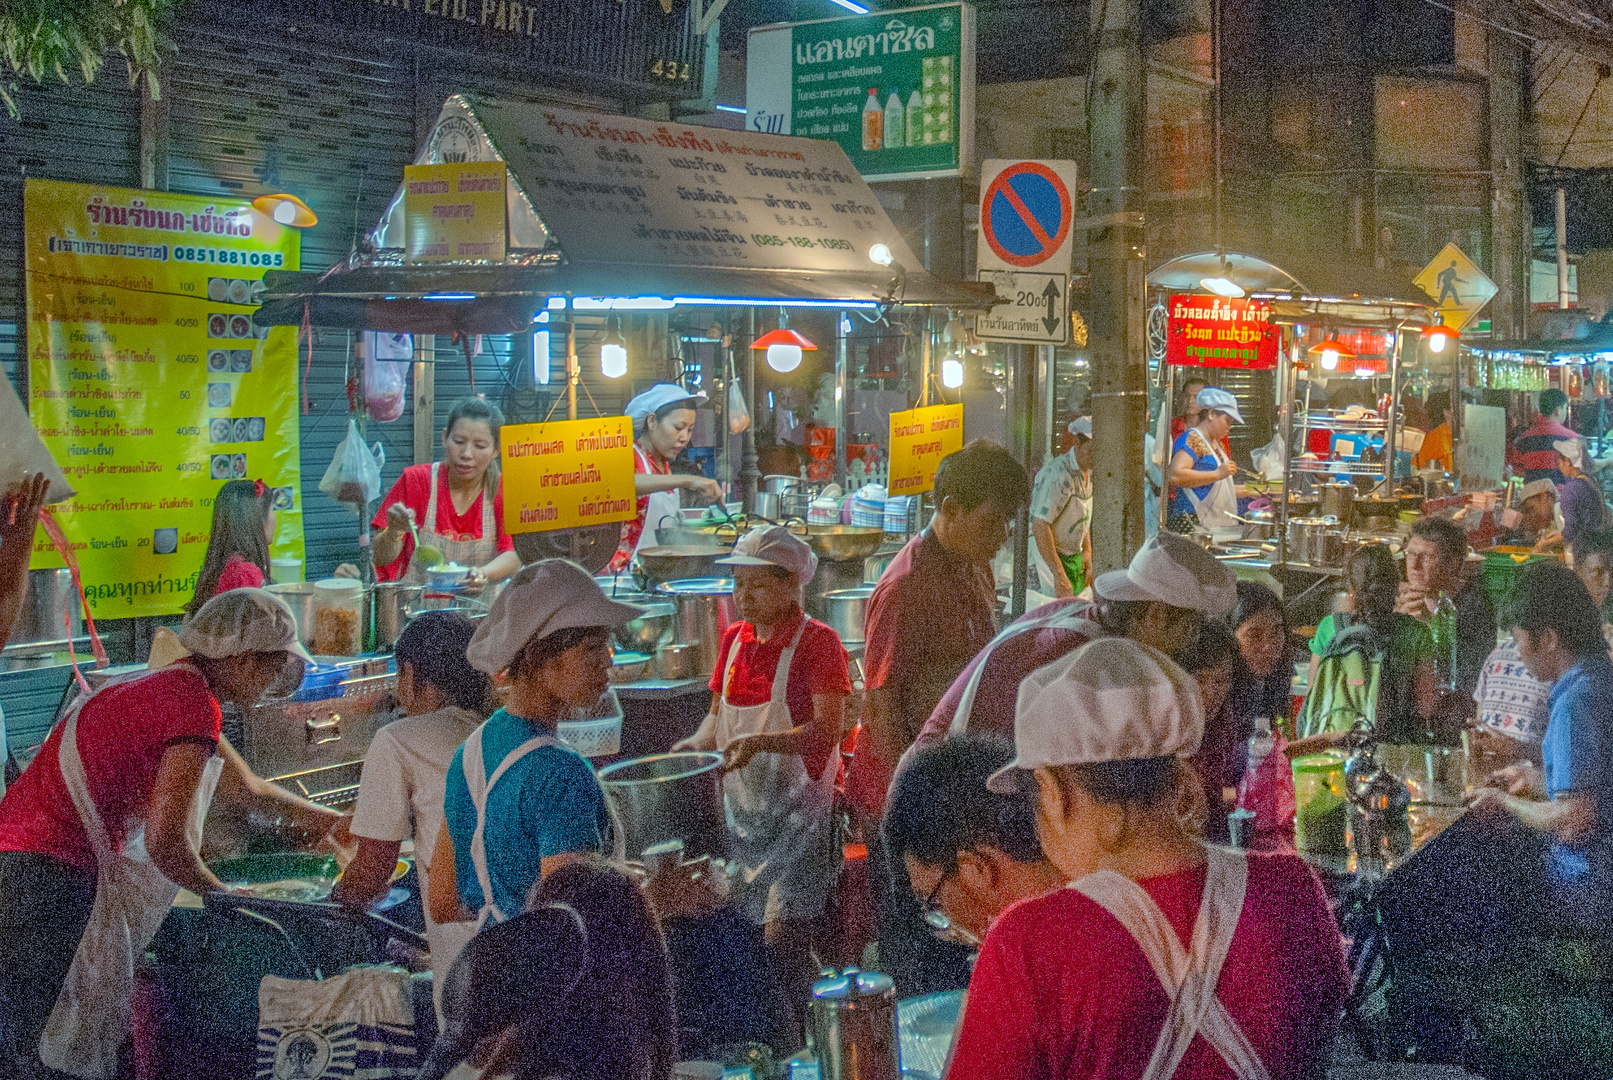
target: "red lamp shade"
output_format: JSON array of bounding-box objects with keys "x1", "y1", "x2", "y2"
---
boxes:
[{"x1": 751, "y1": 328, "x2": 818, "y2": 351}]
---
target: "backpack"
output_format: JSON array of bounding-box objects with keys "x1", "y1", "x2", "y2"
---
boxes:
[{"x1": 1297, "y1": 618, "x2": 1385, "y2": 741}]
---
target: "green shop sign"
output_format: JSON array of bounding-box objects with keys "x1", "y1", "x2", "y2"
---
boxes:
[{"x1": 746, "y1": 3, "x2": 975, "y2": 182}]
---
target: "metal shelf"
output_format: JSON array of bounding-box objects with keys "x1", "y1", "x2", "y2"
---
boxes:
[
  {"x1": 1291, "y1": 459, "x2": 1389, "y2": 475},
  {"x1": 1296, "y1": 417, "x2": 1389, "y2": 433}
]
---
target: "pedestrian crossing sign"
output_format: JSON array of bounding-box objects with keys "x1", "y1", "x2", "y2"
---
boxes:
[{"x1": 1414, "y1": 243, "x2": 1497, "y2": 333}]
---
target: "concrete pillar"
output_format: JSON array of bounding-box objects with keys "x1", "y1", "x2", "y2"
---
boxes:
[{"x1": 1488, "y1": 5, "x2": 1529, "y2": 338}]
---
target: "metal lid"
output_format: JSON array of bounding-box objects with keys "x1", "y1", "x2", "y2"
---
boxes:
[
  {"x1": 811, "y1": 968, "x2": 896, "y2": 1002},
  {"x1": 655, "y1": 577, "x2": 735, "y2": 595}
]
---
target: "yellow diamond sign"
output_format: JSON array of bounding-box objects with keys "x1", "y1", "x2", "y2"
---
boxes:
[{"x1": 1413, "y1": 243, "x2": 1497, "y2": 333}]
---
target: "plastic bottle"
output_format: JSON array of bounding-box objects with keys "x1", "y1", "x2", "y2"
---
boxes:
[
  {"x1": 861, "y1": 88, "x2": 883, "y2": 151},
  {"x1": 1230, "y1": 716, "x2": 1276, "y2": 847},
  {"x1": 1431, "y1": 592, "x2": 1458, "y2": 691},
  {"x1": 905, "y1": 89, "x2": 923, "y2": 146},
  {"x1": 883, "y1": 89, "x2": 905, "y2": 148}
]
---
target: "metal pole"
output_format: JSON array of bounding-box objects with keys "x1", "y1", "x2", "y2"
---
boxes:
[
  {"x1": 740, "y1": 309, "x2": 760, "y2": 511},
  {"x1": 919, "y1": 311, "x2": 933, "y2": 408},
  {"x1": 565, "y1": 299, "x2": 579, "y2": 421},
  {"x1": 1556, "y1": 185, "x2": 1571, "y2": 310},
  {"x1": 1009, "y1": 344, "x2": 1034, "y2": 618},
  {"x1": 834, "y1": 311, "x2": 848, "y2": 488},
  {"x1": 1086, "y1": 0, "x2": 1148, "y2": 576},
  {"x1": 1384, "y1": 325, "x2": 1404, "y2": 490}
]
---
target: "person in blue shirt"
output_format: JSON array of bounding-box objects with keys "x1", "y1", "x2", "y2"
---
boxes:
[
  {"x1": 1478, "y1": 560, "x2": 1613, "y2": 930},
  {"x1": 427, "y1": 559, "x2": 639, "y2": 931}
]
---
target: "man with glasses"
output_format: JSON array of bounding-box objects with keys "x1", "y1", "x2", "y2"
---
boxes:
[{"x1": 884, "y1": 735, "x2": 1064, "y2": 953}]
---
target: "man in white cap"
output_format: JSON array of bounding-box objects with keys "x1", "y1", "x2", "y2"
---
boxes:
[
  {"x1": 607, "y1": 383, "x2": 725, "y2": 573},
  {"x1": 0, "y1": 588, "x2": 338, "y2": 1077},
  {"x1": 674, "y1": 525, "x2": 851, "y2": 1023},
  {"x1": 945, "y1": 637, "x2": 1347, "y2": 1080},
  {"x1": 1505, "y1": 477, "x2": 1561, "y2": 550},
  {"x1": 1166, "y1": 385, "x2": 1243, "y2": 532},
  {"x1": 1029, "y1": 416, "x2": 1094, "y2": 598},
  {"x1": 1555, "y1": 437, "x2": 1606, "y2": 547},
  {"x1": 910, "y1": 530, "x2": 1238, "y2": 757}
]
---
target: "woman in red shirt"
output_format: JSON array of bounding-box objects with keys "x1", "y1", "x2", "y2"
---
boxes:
[
  {"x1": 186, "y1": 479, "x2": 275, "y2": 617},
  {"x1": 606, "y1": 384, "x2": 724, "y2": 574},
  {"x1": 674, "y1": 525, "x2": 850, "y2": 1029},
  {"x1": 371, "y1": 398, "x2": 521, "y2": 588}
]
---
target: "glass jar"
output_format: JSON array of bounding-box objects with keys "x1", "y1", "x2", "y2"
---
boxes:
[
  {"x1": 1292, "y1": 750, "x2": 1350, "y2": 857},
  {"x1": 311, "y1": 578, "x2": 364, "y2": 656}
]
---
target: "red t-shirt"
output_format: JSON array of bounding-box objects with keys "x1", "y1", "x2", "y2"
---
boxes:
[
  {"x1": 214, "y1": 553, "x2": 266, "y2": 595},
  {"x1": 947, "y1": 854, "x2": 1348, "y2": 1080},
  {"x1": 371, "y1": 462, "x2": 514, "y2": 582},
  {"x1": 912, "y1": 597, "x2": 1100, "y2": 755},
  {"x1": 708, "y1": 610, "x2": 852, "y2": 777},
  {"x1": 848, "y1": 530, "x2": 998, "y2": 814},
  {"x1": 0, "y1": 663, "x2": 224, "y2": 873}
]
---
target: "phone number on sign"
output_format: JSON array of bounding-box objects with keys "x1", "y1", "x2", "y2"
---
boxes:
[{"x1": 171, "y1": 246, "x2": 287, "y2": 269}]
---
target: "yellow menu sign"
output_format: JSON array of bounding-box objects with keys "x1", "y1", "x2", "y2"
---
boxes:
[
  {"x1": 24, "y1": 179, "x2": 304, "y2": 617},
  {"x1": 888, "y1": 403, "x2": 965, "y2": 496},
  {"x1": 501, "y1": 416, "x2": 637, "y2": 534},
  {"x1": 404, "y1": 161, "x2": 507, "y2": 263}
]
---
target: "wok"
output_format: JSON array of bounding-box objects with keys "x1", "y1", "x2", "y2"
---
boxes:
[
  {"x1": 800, "y1": 525, "x2": 885, "y2": 562},
  {"x1": 635, "y1": 545, "x2": 731, "y2": 585}
]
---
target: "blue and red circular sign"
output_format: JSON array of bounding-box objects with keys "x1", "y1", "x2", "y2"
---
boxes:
[{"x1": 982, "y1": 163, "x2": 1072, "y2": 268}]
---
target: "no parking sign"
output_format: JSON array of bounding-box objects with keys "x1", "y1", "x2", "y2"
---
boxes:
[{"x1": 975, "y1": 159, "x2": 1077, "y2": 343}]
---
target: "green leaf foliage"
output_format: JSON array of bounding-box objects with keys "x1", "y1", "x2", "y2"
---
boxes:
[{"x1": 0, "y1": 0, "x2": 180, "y2": 118}]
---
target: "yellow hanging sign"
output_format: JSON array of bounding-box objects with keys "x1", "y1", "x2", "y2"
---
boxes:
[
  {"x1": 888, "y1": 403, "x2": 965, "y2": 496},
  {"x1": 404, "y1": 161, "x2": 508, "y2": 264},
  {"x1": 500, "y1": 416, "x2": 638, "y2": 534}
]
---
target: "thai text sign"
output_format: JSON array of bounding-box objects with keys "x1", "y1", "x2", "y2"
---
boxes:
[
  {"x1": 23, "y1": 179, "x2": 304, "y2": 618},
  {"x1": 1165, "y1": 294, "x2": 1279, "y2": 370},
  {"x1": 888, "y1": 403, "x2": 964, "y2": 495},
  {"x1": 500, "y1": 416, "x2": 637, "y2": 534},
  {"x1": 746, "y1": 2, "x2": 975, "y2": 182},
  {"x1": 404, "y1": 161, "x2": 508, "y2": 263}
]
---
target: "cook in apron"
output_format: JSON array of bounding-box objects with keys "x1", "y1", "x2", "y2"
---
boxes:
[
  {"x1": 715, "y1": 622, "x2": 841, "y2": 926},
  {"x1": 1071, "y1": 844, "x2": 1270, "y2": 1080},
  {"x1": 1182, "y1": 438, "x2": 1240, "y2": 531},
  {"x1": 1031, "y1": 462, "x2": 1092, "y2": 597},
  {"x1": 39, "y1": 674, "x2": 224, "y2": 1079},
  {"x1": 403, "y1": 464, "x2": 499, "y2": 586},
  {"x1": 630, "y1": 445, "x2": 682, "y2": 565}
]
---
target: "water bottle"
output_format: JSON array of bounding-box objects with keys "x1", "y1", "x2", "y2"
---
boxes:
[
  {"x1": 1230, "y1": 717, "x2": 1275, "y2": 847},
  {"x1": 1431, "y1": 593, "x2": 1458, "y2": 692}
]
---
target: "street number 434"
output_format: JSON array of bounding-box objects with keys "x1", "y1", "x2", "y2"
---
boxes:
[{"x1": 650, "y1": 60, "x2": 690, "y2": 80}]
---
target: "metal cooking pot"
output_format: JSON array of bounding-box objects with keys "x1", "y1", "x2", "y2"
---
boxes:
[
  {"x1": 1287, "y1": 517, "x2": 1341, "y2": 566},
  {"x1": 763, "y1": 474, "x2": 803, "y2": 497},
  {"x1": 1318, "y1": 482, "x2": 1356, "y2": 526},
  {"x1": 657, "y1": 578, "x2": 737, "y2": 675},
  {"x1": 11, "y1": 568, "x2": 81, "y2": 645},
  {"x1": 1241, "y1": 510, "x2": 1278, "y2": 541},
  {"x1": 634, "y1": 545, "x2": 731, "y2": 588},
  {"x1": 752, "y1": 491, "x2": 783, "y2": 521},
  {"x1": 802, "y1": 525, "x2": 885, "y2": 563},
  {"x1": 615, "y1": 602, "x2": 675, "y2": 654},
  {"x1": 598, "y1": 751, "x2": 730, "y2": 860},
  {"x1": 265, "y1": 583, "x2": 317, "y2": 648},
  {"x1": 371, "y1": 583, "x2": 424, "y2": 651},
  {"x1": 820, "y1": 586, "x2": 875, "y2": 645}
]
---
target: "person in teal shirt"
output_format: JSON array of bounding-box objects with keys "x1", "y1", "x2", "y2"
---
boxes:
[{"x1": 428, "y1": 559, "x2": 639, "y2": 927}]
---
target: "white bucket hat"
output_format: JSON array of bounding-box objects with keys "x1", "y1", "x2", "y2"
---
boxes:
[
  {"x1": 987, "y1": 637, "x2": 1204, "y2": 794},
  {"x1": 1555, "y1": 438, "x2": 1585, "y2": 472},
  {"x1": 466, "y1": 559, "x2": 641, "y2": 675},
  {"x1": 1092, "y1": 532, "x2": 1237, "y2": 617},
  {"x1": 179, "y1": 587, "x2": 313, "y2": 665},
  {"x1": 716, "y1": 524, "x2": 818, "y2": 581}
]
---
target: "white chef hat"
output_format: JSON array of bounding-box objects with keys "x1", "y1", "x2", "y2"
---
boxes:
[
  {"x1": 179, "y1": 587, "x2": 313, "y2": 665},
  {"x1": 625, "y1": 384, "x2": 700, "y2": 430},
  {"x1": 466, "y1": 559, "x2": 641, "y2": 675}
]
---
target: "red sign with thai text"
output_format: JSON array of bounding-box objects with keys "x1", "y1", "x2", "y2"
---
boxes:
[{"x1": 1165, "y1": 294, "x2": 1280, "y2": 369}]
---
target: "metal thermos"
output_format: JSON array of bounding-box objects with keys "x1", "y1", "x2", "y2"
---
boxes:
[{"x1": 810, "y1": 968, "x2": 900, "y2": 1080}]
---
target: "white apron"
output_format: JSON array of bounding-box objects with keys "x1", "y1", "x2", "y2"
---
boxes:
[
  {"x1": 39, "y1": 678, "x2": 224, "y2": 1079},
  {"x1": 1183, "y1": 437, "x2": 1240, "y2": 530},
  {"x1": 631, "y1": 446, "x2": 682, "y2": 564},
  {"x1": 404, "y1": 464, "x2": 498, "y2": 585},
  {"x1": 715, "y1": 621, "x2": 840, "y2": 925},
  {"x1": 1070, "y1": 845, "x2": 1271, "y2": 1080}
]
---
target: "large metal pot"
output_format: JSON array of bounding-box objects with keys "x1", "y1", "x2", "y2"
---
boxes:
[
  {"x1": 634, "y1": 545, "x2": 730, "y2": 588},
  {"x1": 763, "y1": 474, "x2": 803, "y2": 497},
  {"x1": 752, "y1": 491, "x2": 783, "y2": 521},
  {"x1": 615, "y1": 602, "x2": 675, "y2": 654},
  {"x1": 1242, "y1": 509, "x2": 1278, "y2": 541},
  {"x1": 371, "y1": 583, "x2": 424, "y2": 650},
  {"x1": 598, "y1": 751, "x2": 730, "y2": 860},
  {"x1": 1287, "y1": 517, "x2": 1341, "y2": 566},
  {"x1": 820, "y1": 586, "x2": 875, "y2": 645},
  {"x1": 11, "y1": 568, "x2": 81, "y2": 645},
  {"x1": 657, "y1": 578, "x2": 737, "y2": 675},
  {"x1": 265, "y1": 583, "x2": 317, "y2": 648},
  {"x1": 1318, "y1": 482, "x2": 1356, "y2": 526}
]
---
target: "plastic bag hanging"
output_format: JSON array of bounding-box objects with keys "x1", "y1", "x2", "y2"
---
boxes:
[
  {"x1": 361, "y1": 331, "x2": 411, "y2": 423},
  {"x1": 727, "y1": 355, "x2": 751, "y2": 435},
  {"x1": 319, "y1": 419, "x2": 383, "y2": 510}
]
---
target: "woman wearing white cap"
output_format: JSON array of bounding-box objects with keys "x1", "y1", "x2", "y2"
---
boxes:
[
  {"x1": 673, "y1": 524, "x2": 851, "y2": 1018},
  {"x1": 0, "y1": 588, "x2": 329, "y2": 1078},
  {"x1": 606, "y1": 383, "x2": 725, "y2": 573},
  {"x1": 946, "y1": 637, "x2": 1347, "y2": 1080},
  {"x1": 1167, "y1": 386, "x2": 1243, "y2": 533},
  {"x1": 428, "y1": 560, "x2": 636, "y2": 938},
  {"x1": 1029, "y1": 417, "x2": 1095, "y2": 597}
]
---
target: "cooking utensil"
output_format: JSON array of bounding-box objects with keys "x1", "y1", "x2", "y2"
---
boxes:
[
  {"x1": 1318, "y1": 482, "x2": 1356, "y2": 526},
  {"x1": 812, "y1": 968, "x2": 901, "y2": 1080},
  {"x1": 635, "y1": 546, "x2": 731, "y2": 588},
  {"x1": 762, "y1": 474, "x2": 803, "y2": 497},
  {"x1": 598, "y1": 751, "x2": 730, "y2": 860},
  {"x1": 1287, "y1": 517, "x2": 1340, "y2": 566},
  {"x1": 615, "y1": 602, "x2": 675, "y2": 653},
  {"x1": 655, "y1": 642, "x2": 700, "y2": 679},
  {"x1": 407, "y1": 517, "x2": 443, "y2": 570},
  {"x1": 265, "y1": 582, "x2": 317, "y2": 648},
  {"x1": 371, "y1": 583, "x2": 425, "y2": 650},
  {"x1": 819, "y1": 586, "x2": 875, "y2": 645},
  {"x1": 752, "y1": 491, "x2": 783, "y2": 521},
  {"x1": 801, "y1": 525, "x2": 885, "y2": 563},
  {"x1": 657, "y1": 578, "x2": 737, "y2": 676},
  {"x1": 610, "y1": 651, "x2": 652, "y2": 684}
]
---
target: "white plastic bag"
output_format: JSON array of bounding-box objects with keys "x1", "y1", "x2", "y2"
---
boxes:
[
  {"x1": 1251, "y1": 434, "x2": 1286, "y2": 482},
  {"x1": 319, "y1": 419, "x2": 383, "y2": 508},
  {"x1": 0, "y1": 369, "x2": 72, "y2": 503},
  {"x1": 362, "y1": 331, "x2": 411, "y2": 423},
  {"x1": 256, "y1": 967, "x2": 418, "y2": 1078},
  {"x1": 727, "y1": 359, "x2": 751, "y2": 435}
]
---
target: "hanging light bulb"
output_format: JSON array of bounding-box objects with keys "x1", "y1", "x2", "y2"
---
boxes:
[
  {"x1": 600, "y1": 317, "x2": 628, "y2": 379},
  {"x1": 752, "y1": 310, "x2": 816, "y2": 373},
  {"x1": 868, "y1": 243, "x2": 894, "y2": 267},
  {"x1": 1309, "y1": 336, "x2": 1354, "y2": 372},
  {"x1": 941, "y1": 356, "x2": 965, "y2": 388},
  {"x1": 1421, "y1": 320, "x2": 1459, "y2": 354}
]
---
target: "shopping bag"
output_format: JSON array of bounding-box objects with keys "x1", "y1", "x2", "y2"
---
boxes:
[
  {"x1": 256, "y1": 967, "x2": 418, "y2": 1079},
  {"x1": 319, "y1": 419, "x2": 383, "y2": 509},
  {"x1": 728, "y1": 358, "x2": 751, "y2": 435},
  {"x1": 361, "y1": 331, "x2": 411, "y2": 424}
]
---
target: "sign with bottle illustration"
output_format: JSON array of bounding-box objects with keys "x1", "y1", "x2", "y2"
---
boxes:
[
  {"x1": 888, "y1": 402, "x2": 964, "y2": 495},
  {"x1": 499, "y1": 416, "x2": 638, "y2": 534},
  {"x1": 746, "y1": 3, "x2": 975, "y2": 182},
  {"x1": 22, "y1": 179, "x2": 304, "y2": 618}
]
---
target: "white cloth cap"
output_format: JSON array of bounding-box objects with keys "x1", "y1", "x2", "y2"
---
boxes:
[
  {"x1": 987, "y1": 637, "x2": 1205, "y2": 793},
  {"x1": 466, "y1": 559, "x2": 641, "y2": 675},
  {"x1": 716, "y1": 524, "x2": 818, "y2": 581},
  {"x1": 1555, "y1": 438, "x2": 1585, "y2": 472},
  {"x1": 1520, "y1": 478, "x2": 1558, "y2": 503},
  {"x1": 179, "y1": 587, "x2": 313, "y2": 665},
  {"x1": 1092, "y1": 532, "x2": 1237, "y2": 617},
  {"x1": 1067, "y1": 417, "x2": 1093, "y2": 438},
  {"x1": 1196, "y1": 387, "x2": 1245, "y2": 424},
  {"x1": 625, "y1": 383, "x2": 698, "y2": 429}
]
